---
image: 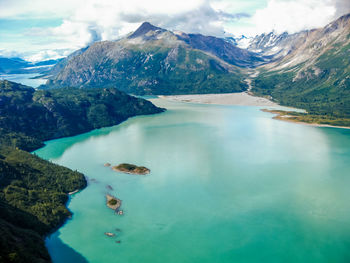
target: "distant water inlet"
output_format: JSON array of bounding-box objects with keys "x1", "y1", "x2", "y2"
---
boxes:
[
  {"x1": 0, "y1": 73, "x2": 46, "y2": 87},
  {"x1": 35, "y1": 99, "x2": 350, "y2": 263}
]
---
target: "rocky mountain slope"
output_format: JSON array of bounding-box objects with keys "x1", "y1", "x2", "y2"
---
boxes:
[
  {"x1": 241, "y1": 13, "x2": 350, "y2": 66},
  {"x1": 242, "y1": 31, "x2": 307, "y2": 60},
  {"x1": 252, "y1": 13, "x2": 350, "y2": 119},
  {"x1": 48, "y1": 47, "x2": 88, "y2": 77},
  {"x1": 45, "y1": 22, "x2": 267, "y2": 94}
]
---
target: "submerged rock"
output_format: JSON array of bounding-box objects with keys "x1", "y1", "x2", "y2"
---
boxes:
[{"x1": 88, "y1": 178, "x2": 98, "y2": 183}]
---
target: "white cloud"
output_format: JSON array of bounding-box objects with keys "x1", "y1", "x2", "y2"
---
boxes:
[
  {"x1": 24, "y1": 49, "x2": 71, "y2": 62},
  {"x1": 0, "y1": 48, "x2": 70, "y2": 62},
  {"x1": 252, "y1": 0, "x2": 336, "y2": 34},
  {"x1": 1, "y1": 0, "x2": 349, "y2": 61},
  {"x1": 210, "y1": 0, "x2": 267, "y2": 15},
  {"x1": 35, "y1": 0, "x2": 350, "y2": 43},
  {"x1": 0, "y1": 49, "x2": 22, "y2": 58},
  {"x1": 21, "y1": 0, "x2": 241, "y2": 53},
  {"x1": 0, "y1": 0, "x2": 85, "y2": 19},
  {"x1": 222, "y1": 0, "x2": 349, "y2": 36}
]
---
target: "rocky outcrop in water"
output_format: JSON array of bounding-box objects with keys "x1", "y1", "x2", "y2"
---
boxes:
[{"x1": 111, "y1": 163, "x2": 150, "y2": 175}]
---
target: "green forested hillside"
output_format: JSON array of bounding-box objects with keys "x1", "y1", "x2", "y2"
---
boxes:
[
  {"x1": 0, "y1": 80, "x2": 164, "y2": 262},
  {"x1": 0, "y1": 148, "x2": 86, "y2": 263},
  {"x1": 251, "y1": 13, "x2": 350, "y2": 126},
  {"x1": 254, "y1": 42, "x2": 350, "y2": 115},
  {"x1": 0, "y1": 80, "x2": 164, "y2": 150},
  {"x1": 252, "y1": 42, "x2": 350, "y2": 125}
]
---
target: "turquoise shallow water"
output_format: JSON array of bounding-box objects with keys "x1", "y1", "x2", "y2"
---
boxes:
[{"x1": 35, "y1": 99, "x2": 350, "y2": 263}]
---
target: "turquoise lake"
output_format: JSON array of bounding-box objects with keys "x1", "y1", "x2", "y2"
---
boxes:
[{"x1": 35, "y1": 98, "x2": 350, "y2": 263}]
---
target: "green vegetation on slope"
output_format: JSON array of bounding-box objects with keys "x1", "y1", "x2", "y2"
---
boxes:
[
  {"x1": 262, "y1": 109, "x2": 350, "y2": 127},
  {"x1": 0, "y1": 200, "x2": 51, "y2": 263},
  {"x1": 150, "y1": 47, "x2": 247, "y2": 95},
  {"x1": 47, "y1": 45, "x2": 247, "y2": 95},
  {"x1": 0, "y1": 80, "x2": 164, "y2": 262},
  {"x1": 253, "y1": 42, "x2": 350, "y2": 124},
  {"x1": 0, "y1": 147, "x2": 87, "y2": 263},
  {"x1": 0, "y1": 80, "x2": 164, "y2": 150}
]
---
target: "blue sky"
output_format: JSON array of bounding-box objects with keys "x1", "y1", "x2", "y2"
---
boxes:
[{"x1": 0, "y1": 0, "x2": 349, "y2": 61}]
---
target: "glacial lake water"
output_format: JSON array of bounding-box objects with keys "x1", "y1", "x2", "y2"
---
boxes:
[
  {"x1": 35, "y1": 98, "x2": 350, "y2": 263},
  {"x1": 0, "y1": 73, "x2": 46, "y2": 87}
]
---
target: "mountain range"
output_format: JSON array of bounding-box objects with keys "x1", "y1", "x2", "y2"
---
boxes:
[
  {"x1": 41, "y1": 13, "x2": 350, "y2": 121},
  {"x1": 1, "y1": 13, "x2": 348, "y2": 121},
  {"x1": 44, "y1": 22, "x2": 266, "y2": 95},
  {"x1": 1, "y1": 11, "x2": 350, "y2": 263},
  {"x1": 252, "y1": 13, "x2": 350, "y2": 121}
]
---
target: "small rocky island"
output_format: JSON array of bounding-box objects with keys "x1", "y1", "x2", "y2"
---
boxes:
[
  {"x1": 111, "y1": 163, "x2": 150, "y2": 175},
  {"x1": 106, "y1": 194, "x2": 122, "y2": 211}
]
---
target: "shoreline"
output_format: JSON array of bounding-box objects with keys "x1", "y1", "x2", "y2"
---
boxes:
[
  {"x1": 261, "y1": 109, "x2": 350, "y2": 130},
  {"x1": 159, "y1": 93, "x2": 350, "y2": 130},
  {"x1": 159, "y1": 92, "x2": 279, "y2": 107},
  {"x1": 68, "y1": 189, "x2": 80, "y2": 195}
]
